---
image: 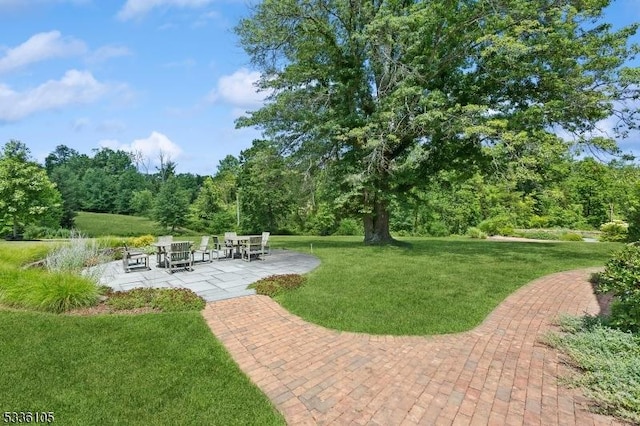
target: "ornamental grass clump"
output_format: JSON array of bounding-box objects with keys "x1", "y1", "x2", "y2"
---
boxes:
[
  {"x1": 250, "y1": 274, "x2": 306, "y2": 297},
  {"x1": 45, "y1": 232, "x2": 107, "y2": 284},
  {"x1": 0, "y1": 233, "x2": 108, "y2": 313}
]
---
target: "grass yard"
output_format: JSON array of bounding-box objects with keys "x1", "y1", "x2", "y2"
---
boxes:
[
  {"x1": 0, "y1": 310, "x2": 284, "y2": 426},
  {"x1": 74, "y1": 212, "x2": 199, "y2": 237},
  {"x1": 0, "y1": 241, "x2": 283, "y2": 425},
  {"x1": 270, "y1": 236, "x2": 623, "y2": 335}
]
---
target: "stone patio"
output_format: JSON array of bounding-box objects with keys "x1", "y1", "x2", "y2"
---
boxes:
[{"x1": 98, "y1": 248, "x2": 320, "y2": 302}]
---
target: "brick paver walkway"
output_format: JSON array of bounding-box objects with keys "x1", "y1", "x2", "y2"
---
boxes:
[{"x1": 202, "y1": 268, "x2": 622, "y2": 425}]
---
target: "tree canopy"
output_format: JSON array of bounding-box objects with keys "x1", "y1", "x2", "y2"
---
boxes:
[
  {"x1": 0, "y1": 141, "x2": 62, "y2": 238},
  {"x1": 236, "y1": 0, "x2": 640, "y2": 244}
]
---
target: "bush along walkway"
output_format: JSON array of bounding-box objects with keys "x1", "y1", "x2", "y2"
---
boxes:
[{"x1": 202, "y1": 269, "x2": 622, "y2": 425}]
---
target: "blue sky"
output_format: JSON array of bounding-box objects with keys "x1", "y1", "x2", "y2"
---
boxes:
[{"x1": 0, "y1": 0, "x2": 639, "y2": 176}]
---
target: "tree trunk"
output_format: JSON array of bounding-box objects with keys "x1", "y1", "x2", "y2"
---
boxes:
[{"x1": 363, "y1": 197, "x2": 394, "y2": 245}]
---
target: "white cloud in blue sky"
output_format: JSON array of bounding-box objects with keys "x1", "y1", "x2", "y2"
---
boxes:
[
  {"x1": 0, "y1": 31, "x2": 86, "y2": 74},
  {"x1": 117, "y1": 0, "x2": 214, "y2": 21}
]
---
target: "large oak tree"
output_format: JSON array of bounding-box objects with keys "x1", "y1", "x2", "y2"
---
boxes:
[{"x1": 237, "y1": 0, "x2": 639, "y2": 244}]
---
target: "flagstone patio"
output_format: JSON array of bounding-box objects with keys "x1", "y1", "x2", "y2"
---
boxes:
[{"x1": 98, "y1": 249, "x2": 320, "y2": 302}]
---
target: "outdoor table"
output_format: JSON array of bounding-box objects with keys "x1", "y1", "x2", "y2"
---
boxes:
[
  {"x1": 151, "y1": 241, "x2": 192, "y2": 267},
  {"x1": 224, "y1": 235, "x2": 260, "y2": 258}
]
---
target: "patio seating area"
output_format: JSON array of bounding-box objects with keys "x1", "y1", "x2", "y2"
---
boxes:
[{"x1": 100, "y1": 247, "x2": 320, "y2": 302}]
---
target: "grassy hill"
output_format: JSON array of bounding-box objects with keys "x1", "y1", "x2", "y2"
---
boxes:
[{"x1": 74, "y1": 212, "x2": 197, "y2": 237}]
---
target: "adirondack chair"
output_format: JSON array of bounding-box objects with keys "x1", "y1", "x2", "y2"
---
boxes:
[
  {"x1": 261, "y1": 231, "x2": 271, "y2": 255},
  {"x1": 241, "y1": 236, "x2": 264, "y2": 262},
  {"x1": 167, "y1": 241, "x2": 192, "y2": 273},
  {"x1": 122, "y1": 243, "x2": 150, "y2": 273},
  {"x1": 192, "y1": 236, "x2": 212, "y2": 263},
  {"x1": 211, "y1": 235, "x2": 226, "y2": 260},
  {"x1": 224, "y1": 231, "x2": 237, "y2": 258},
  {"x1": 156, "y1": 235, "x2": 173, "y2": 265}
]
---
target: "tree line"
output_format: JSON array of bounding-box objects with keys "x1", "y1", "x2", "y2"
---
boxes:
[{"x1": 1, "y1": 138, "x2": 639, "y2": 241}]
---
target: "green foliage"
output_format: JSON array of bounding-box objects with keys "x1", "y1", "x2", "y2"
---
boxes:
[
  {"x1": 334, "y1": 218, "x2": 363, "y2": 236},
  {"x1": 600, "y1": 220, "x2": 629, "y2": 242},
  {"x1": 130, "y1": 189, "x2": 155, "y2": 217},
  {"x1": 478, "y1": 215, "x2": 515, "y2": 236},
  {"x1": 249, "y1": 274, "x2": 306, "y2": 297},
  {"x1": 236, "y1": 0, "x2": 640, "y2": 243},
  {"x1": 106, "y1": 287, "x2": 206, "y2": 312},
  {"x1": 560, "y1": 232, "x2": 584, "y2": 242},
  {"x1": 544, "y1": 316, "x2": 640, "y2": 424},
  {"x1": 22, "y1": 225, "x2": 72, "y2": 240},
  {"x1": 0, "y1": 240, "x2": 100, "y2": 313},
  {"x1": 0, "y1": 270, "x2": 99, "y2": 313},
  {"x1": 0, "y1": 140, "x2": 63, "y2": 238},
  {"x1": 596, "y1": 245, "x2": 640, "y2": 332},
  {"x1": 154, "y1": 177, "x2": 191, "y2": 232},
  {"x1": 130, "y1": 234, "x2": 155, "y2": 248},
  {"x1": 466, "y1": 227, "x2": 487, "y2": 239},
  {"x1": 306, "y1": 203, "x2": 336, "y2": 236}
]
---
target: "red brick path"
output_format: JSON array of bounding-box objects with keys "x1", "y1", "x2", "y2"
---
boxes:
[{"x1": 202, "y1": 269, "x2": 622, "y2": 425}]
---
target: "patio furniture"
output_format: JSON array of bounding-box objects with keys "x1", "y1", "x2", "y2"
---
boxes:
[
  {"x1": 261, "y1": 231, "x2": 271, "y2": 255},
  {"x1": 166, "y1": 241, "x2": 193, "y2": 273},
  {"x1": 122, "y1": 244, "x2": 150, "y2": 273},
  {"x1": 155, "y1": 235, "x2": 173, "y2": 265},
  {"x1": 224, "y1": 232, "x2": 239, "y2": 258},
  {"x1": 192, "y1": 236, "x2": 213, "y2": 263},
  {"x1": 241, "y1": 236, "x2": 264, "y2": 262},
  {"x1": 211, "y1": 235, "x2": 228, "y2": 260}
]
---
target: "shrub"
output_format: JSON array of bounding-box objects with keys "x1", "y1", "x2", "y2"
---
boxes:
[
  {"x1": 130, "y1": 234, "x2": 155, "y2": 248},
  {"x1": 596, "y1": 245, "x2": 640, "y2": 332},
  {"x1": 560, "y1": 232, "x2": 584, "y2": 242},
  {"x1": 427, "y1": 221, "x2": 450, "y2": 237},
  {"x1": 544, "y1": 316, "x2": 640, "y2": 424},
  {"x1": 600, "y1": 220, "x2": 629, "y2": 242},
  {"x1": 151, "y1": 288, "x2": 206, "y2": 312},
  {"x1": 250, "y1": 274, "x2": 306, "y2": 297},
  {"x1": 466, "y1": 227, "x2": 487, "y2": 239},
  {"x1": 106, "y1": 287, "x2": 205, "y2": 312},
  {"x1": 478, "y1": 215, "x2": 515, "y2": 236},
  {"x1": 334, "y1": 218, "x2": 363, "y2": 236}
]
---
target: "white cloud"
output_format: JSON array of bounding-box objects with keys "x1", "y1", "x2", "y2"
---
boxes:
[
  {"x1": 86, "y1": 45, "x2": 132, "y2": 64},
  {"x1": 117, "y1": 0, "x2": 214, "y2": 21},
  {"x1": 100, "y1": 131, "x2": 184, "y2": 163},
  {"x1": 0, "y1": 70, "x2": 108, "y2": 122},
  {"x1": 0, "y1": 31, "x2": 86, "y2": 74},
  {"x1": 207, "y1": 68, "x2": 271, "y2": 110}
]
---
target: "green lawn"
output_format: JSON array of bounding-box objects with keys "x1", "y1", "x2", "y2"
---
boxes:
[
  {"x1": 271, "y1": 236, "x2": 622, "y2": 335},
  {"x1": 74, "y1": 212, "x2": 199, "y2": 237},
  {"x1": 0, "y1": 234, "x2": 625, "y2": 424},
  {"x1": 0, "y1": 241, "x2": 284, "y2": 425},
  {"x1": 0, "y1": 310, "x2": 284, "y2": 426}
]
